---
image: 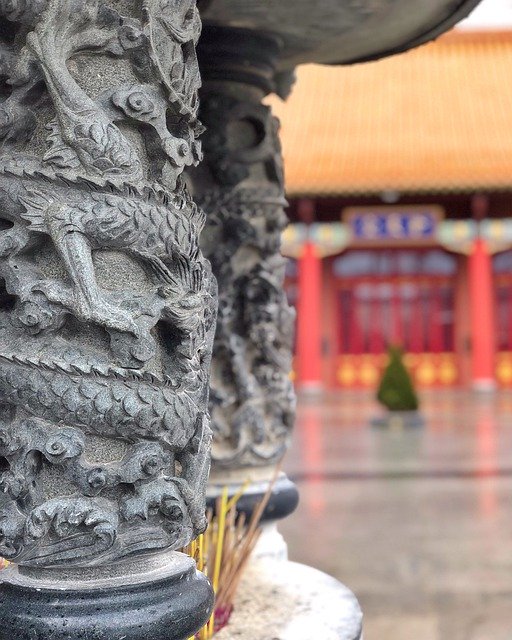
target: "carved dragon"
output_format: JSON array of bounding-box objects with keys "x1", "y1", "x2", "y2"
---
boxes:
[
  {"x1": 0, "y1": 0, "x2": 216, "y2": 567},
  {"x1": 195, "y1": 91, "x2": 295, "y2": 468}
]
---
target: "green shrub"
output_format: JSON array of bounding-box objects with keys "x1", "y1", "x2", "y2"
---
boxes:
[{"x1": 377, "y1": 346, "x2": 419, "y2": 412}]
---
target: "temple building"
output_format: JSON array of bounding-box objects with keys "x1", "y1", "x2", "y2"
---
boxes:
[{"x1": 272, "y1": 30, "x2": 512, "y2": 392}]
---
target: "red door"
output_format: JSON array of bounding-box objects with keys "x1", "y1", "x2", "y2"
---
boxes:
[
  {"x1": 331, "y1": 249, "x2": 459, "y2": 387},
  {"x1": 494, "y1": 250, "x2": 512, "y2": 386}
]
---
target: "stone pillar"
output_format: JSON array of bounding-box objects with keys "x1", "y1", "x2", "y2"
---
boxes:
[
  {"x1": 192, "y1": 25, "x2": 298, "y2": 523},
  {"x1": 0, "y1": 2, "x2": 215, "y2": 638},
  {"x1": 469, "y1": 237, "x2": 496, "y2": 391}
]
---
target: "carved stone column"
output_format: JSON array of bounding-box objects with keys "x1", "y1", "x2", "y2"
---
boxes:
[
  {"x1": 0, "y1": 2, "x2": 215, "y2": 638},
  {"x1": 192, "y1": 26, "x2": 298, "y2": 523}
]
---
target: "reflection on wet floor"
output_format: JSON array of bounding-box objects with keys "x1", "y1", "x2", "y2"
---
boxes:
[{"x1": 281, "y1": 390, "x2": 512, "y2": 640}]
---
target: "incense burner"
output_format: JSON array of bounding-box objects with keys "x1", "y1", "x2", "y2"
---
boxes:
[
  {"x1": 193, "y1": 0, "x2": 482, "y2": 522},
  {"x1": 0, "y1": 0, "x2": 482, "y2": 638}
]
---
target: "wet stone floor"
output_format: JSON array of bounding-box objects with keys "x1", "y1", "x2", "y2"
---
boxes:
[{"x1": 280, "y1": 390, "x2": 512, "y2": 640}]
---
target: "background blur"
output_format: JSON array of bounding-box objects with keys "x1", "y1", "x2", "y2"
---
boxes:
[{"x1": 273, "y1": 1, "x2": 512, "y2": 638}]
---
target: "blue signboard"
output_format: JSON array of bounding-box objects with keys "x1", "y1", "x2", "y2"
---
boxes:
[{"x1": 344, "y1": 206, "x2": 442, "y2": 244}]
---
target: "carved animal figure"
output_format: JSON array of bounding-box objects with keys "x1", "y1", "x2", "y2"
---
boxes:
[
  {"x1": 0, "y1": 0, "x2": 215, "y2": 568},
  {"x1": 0, "y1": 162, "x2": 207, "y2": 338},
  {"x1": 0, "y1": 353, "x2": 198, "y2": 447},
  {"x1": 0, "y1": 0, "x2": 205, "y2": 339}
]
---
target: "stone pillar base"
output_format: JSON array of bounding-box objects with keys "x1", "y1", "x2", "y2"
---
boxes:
[
  {"x1": 215, "y1": 559, "x2": 363, "y2": 640},
  {"x1": 0, "y1": 552, "x2": 213, "y2": 640},
  {"x1": 207, "y1": 472, "x2": 299, "y2": 523},
  {"x1": 249, "y1": 521, "x2": 288, "y2": 562},
  {"x1": 472, "y1": 379, "x2": 497, "y2": 393}
]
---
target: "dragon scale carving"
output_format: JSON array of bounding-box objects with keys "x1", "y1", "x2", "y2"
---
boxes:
[
  {"x1": 0, "y1": 0, "x2": 216, "y2": 567},
  {"x1": 195, "y1": 89, "x2": 295, "y2": 469}
]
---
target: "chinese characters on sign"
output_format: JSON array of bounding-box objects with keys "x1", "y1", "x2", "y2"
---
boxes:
[{"x1": 344, "y1": 206, "x2": 443, "y2": 245}]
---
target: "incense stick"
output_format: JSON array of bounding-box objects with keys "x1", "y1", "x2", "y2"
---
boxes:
[{"x1": 185, "y1": 467, "x2": 281, "y2": 638}]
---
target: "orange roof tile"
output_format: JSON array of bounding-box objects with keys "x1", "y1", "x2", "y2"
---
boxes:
[{"x1": 267, "y1": 31, "x2": 512, "y2": 196}]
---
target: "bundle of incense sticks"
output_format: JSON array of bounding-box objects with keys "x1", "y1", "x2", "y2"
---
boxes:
[{"x1": 186, "y1": 471, "x2": 278, "y2": 640}]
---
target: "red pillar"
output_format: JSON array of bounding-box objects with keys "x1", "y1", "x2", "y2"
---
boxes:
[
  {"x1": 469, "y1": 237, "x2": 496, "y2": 391},
  {"x1": 296, "y1": 241, "x2": 322, "y2": 390}
]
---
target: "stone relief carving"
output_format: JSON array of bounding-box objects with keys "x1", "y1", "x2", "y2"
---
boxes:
[
  {"x1": 0, "y1": 0, "x2": 216, "y2": 567},
  {"x1": 196, "y1": 91, "x2": 295, "y2": 469}
]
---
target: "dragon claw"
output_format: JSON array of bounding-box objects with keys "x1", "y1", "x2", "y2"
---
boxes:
[
  {"x1": 34, "y1": 282, "x2": 139, "y2": 337},
  {"x1": 86, "y1": 302, "x2": 140, "y2": 338}
]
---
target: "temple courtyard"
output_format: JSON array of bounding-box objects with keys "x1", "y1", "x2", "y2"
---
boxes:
[{"x1": 282, "y1": 390, "x2": 512, "y2": 640}]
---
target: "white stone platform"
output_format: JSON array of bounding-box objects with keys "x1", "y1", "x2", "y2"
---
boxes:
[{"x1": 216, "y1": 558, "x2": 363, "y2": 640}]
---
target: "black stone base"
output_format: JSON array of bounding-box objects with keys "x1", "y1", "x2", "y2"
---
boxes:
[
  {"x1": 207, "y1": 473, "x2": 299, "y2": 523},
  {"x1": 0, "y1": 552, "x2": 213, "y2": 640}
]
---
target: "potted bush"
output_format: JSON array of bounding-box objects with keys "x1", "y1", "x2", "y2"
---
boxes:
[{"x1": 372, "y1": 346, "x2": 424, "y2": 427}]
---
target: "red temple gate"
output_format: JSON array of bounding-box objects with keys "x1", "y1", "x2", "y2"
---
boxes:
[{"x1": 329, "y1": 249, "x2": 459, "y2": 387}]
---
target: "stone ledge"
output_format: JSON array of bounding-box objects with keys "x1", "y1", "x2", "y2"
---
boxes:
[{"x1": 216, "y1": 559, "x2": 363, "y2": 640}]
